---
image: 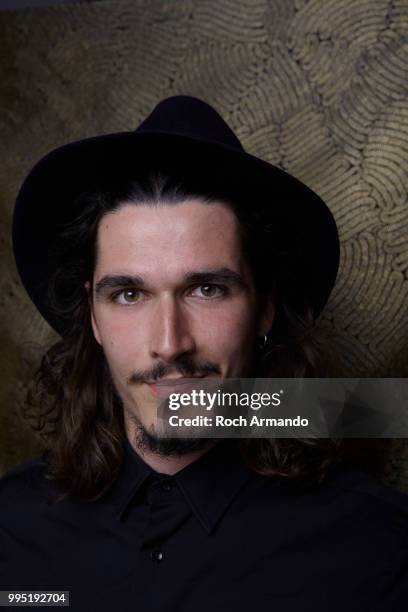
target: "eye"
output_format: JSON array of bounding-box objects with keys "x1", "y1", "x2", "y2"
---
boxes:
[
  {"x1": 190, "y1": 284, "x2": 226, "y2": 299},
  {"x1": 111, "y1": 289, "x2": 143, "y2": 305}
]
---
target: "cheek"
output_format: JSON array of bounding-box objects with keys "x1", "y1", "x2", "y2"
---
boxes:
[
  {"x1": 93, "y1": 311, "x2": 146, "y2": 375},
  {"x1": 198, "y1": 301, "x2": 257, "y2": 359}
]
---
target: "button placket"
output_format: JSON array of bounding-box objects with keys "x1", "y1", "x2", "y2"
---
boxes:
[{"x1": 140, "y1": 474, "x2": 191, "y2": 558}]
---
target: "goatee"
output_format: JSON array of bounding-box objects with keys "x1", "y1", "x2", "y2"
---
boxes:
[{"x1": 132, "y1": 419, "x2": 215, "y2": 457}]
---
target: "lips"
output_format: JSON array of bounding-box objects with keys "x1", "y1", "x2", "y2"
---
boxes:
[{"x1": 148, "y1": 376, "x2": 206, "y2": 399}]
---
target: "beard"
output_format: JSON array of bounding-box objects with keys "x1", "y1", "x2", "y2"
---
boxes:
[{"x1": 127, "y1": 411, "x2": 215, "y2": 457}]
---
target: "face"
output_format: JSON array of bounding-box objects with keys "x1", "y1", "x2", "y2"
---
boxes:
[{"x1": 87, "y1": 200, "x2": 274, "y2": 453}]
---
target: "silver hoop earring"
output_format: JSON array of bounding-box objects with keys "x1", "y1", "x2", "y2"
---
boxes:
[{"x1": 259, "y1": 335, "x2": 268, "y2": 349}]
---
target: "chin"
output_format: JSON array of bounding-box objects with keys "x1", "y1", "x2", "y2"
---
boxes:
[{"x1": 134, "y1": 423, "x2": 214, "y2": 458}]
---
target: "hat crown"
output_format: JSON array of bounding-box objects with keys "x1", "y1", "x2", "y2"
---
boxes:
[{"x1": 135, "y1": 95, "x2": 244, "y2": 152}]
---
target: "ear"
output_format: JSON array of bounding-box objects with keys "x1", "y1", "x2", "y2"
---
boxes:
[
  {"x1": 85, "y1": 281, "x2": 102, "y2": 346},
  {"x1": 257, "y1": 292, "x2": 275, "y2": 338}
]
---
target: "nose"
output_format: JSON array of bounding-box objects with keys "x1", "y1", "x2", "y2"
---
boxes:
[{"x1": 149, "y1": 294, "x2": 195, "y2": 362}]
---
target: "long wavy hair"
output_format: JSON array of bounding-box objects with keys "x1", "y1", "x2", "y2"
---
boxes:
[{"x1": 24, "y1": 168, "x2": 342, "y2": 501}]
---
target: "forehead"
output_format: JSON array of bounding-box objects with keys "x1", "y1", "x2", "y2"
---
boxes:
[{"x1": 94, "y1": 199, "x2": 246, "y2": 276}]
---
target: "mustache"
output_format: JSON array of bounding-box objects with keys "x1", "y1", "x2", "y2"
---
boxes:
[{"x1": 127, "y1": 357, "x2": 221, "y2": 385}]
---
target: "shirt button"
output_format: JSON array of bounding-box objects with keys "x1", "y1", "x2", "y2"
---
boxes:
[
  {"x1": 161, "y1": 481, "x2": 173, "y2": 492},
  {"x1": 151, "y1": 550, "x2": 164, "y2": 562}
]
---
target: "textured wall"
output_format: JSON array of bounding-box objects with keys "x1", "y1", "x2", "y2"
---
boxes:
[{"x1": 0, "y1": 0, "x2": 407, "y2": 488}]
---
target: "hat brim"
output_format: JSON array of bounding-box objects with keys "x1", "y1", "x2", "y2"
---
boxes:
[{"x1": 12, "y1": 131, "x2": 340, "y2": 336}]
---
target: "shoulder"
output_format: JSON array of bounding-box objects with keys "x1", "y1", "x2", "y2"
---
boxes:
[
  {"x1": 325, "y1": 468, "x2": 408, "y2": 600},
  {"x1": 0, "y1": 455, "x2": 54, "y2": 518},
  {"x1": 0, "y1": 455, "x2": 46, "y2": 488},
  {"x1": 309, "y1": 466, "x2": 408, "y2": 553},
  {"x1": 326, "y1": 466, "x2": 408, "y2": 517},
  {"x1": 253, "y1": 465, "x2": 408, "y2": 542}
]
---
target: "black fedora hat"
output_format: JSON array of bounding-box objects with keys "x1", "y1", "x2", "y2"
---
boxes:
[{"x1": 12, "y1": 95, "x2": 340, "y2": 336}]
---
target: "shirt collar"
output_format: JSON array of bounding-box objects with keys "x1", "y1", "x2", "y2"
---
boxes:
[{"x1": 111, "y1": 438, "x2": 253, "y2": 534}]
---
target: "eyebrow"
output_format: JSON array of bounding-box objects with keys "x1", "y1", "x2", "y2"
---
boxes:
[{"x1": 94, "y1": 268, "x2": 248, "y2": 297}]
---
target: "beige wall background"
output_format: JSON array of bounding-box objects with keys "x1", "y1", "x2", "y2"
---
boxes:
[{"x1": 0, "y1": 0, "x2": 407, "y2": 489}]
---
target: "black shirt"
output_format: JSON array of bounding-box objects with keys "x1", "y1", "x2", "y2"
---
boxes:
[{"x1": 1, "y1": 438, "x2": 407, "y2": 611}]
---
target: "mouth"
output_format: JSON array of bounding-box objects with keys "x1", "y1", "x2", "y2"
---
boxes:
[{"x1": 147, "y1": 375, "x2": 207, "y2": 399}]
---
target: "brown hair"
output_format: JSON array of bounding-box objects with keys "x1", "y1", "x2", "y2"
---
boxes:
[{"x1": 24, "y1": 169, "x2": 342, "y2": 502}]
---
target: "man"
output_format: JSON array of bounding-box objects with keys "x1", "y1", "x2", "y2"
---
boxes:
[{"x1": 1, "y1": 96, "x2": 407, "y2": 611}]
